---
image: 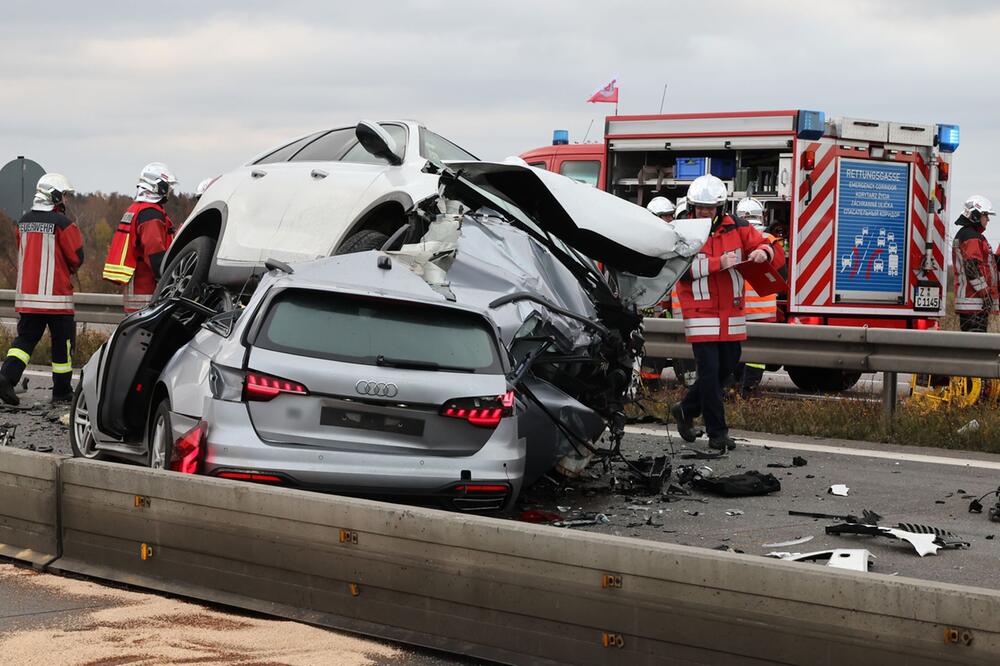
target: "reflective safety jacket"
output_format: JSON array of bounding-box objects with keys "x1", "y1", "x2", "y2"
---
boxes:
[
  {"x1": 103, "y1": 201, "x2": 174, "y2": 312},
  {"x1": 953, "y1": 217, "x2": 998, "y2": 314},
  {"x1": 744, "y1": 232, "x2": 787, "y2": 322},
  {"x1": 675, "y1": 214, "x2": 773, "y2": 342},
  {"x1": 14, "y1": 209, "x2": 84, "y2": 315}
]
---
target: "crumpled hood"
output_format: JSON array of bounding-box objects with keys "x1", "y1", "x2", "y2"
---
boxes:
[{"x1": 442, "y1": 161, "x2": 709, "y2": 277}]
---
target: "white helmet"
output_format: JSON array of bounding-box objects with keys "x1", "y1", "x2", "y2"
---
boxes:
[
  {"x1": 32, "y1": 173, "x2": 75, "y2": 212},
  {"x1": 686, "y1": 174, "x2": 727, "y2": 208},
  {"x1": 647, "y1": 196, "x2": 676, "y2": 217},
  {"x1": 674, "y1": 197, "x2": 688, "y2": 218},
  {"x1": 963, "y1": 195, "x2": 996, "y2": 222},
  {"x1": 136, "y1": 162, "x2": 178, "y2": 203},
  {"x1": 736, "y1": 197, "x2": 766, "y2": 229}
]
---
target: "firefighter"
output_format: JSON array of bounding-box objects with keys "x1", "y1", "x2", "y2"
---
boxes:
[
  {"x1": 647, "y1": 196, "x2": 675, "y2": 223},
  {"x1": 0, "y1": 174, "x2": 84, "y2": 405},
  {"x1": 952, "y1": 195, "x2": 999, "y2": 332},
  {"x1": 669, "y1": 175, "x2": 774, "y2": 450},
  {"x1": 733, "y1": 197, "x2": 787, "y2": 396},
  {"x1": 674, "y1": 197, "x2": 689, "y2": 220},
  {"x1": 103, "y1": 163, "x2": 177, "y2": 312}
]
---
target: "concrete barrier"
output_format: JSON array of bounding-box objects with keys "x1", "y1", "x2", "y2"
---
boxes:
[
  {"x1": 52, "y1": 458, "x2": 1000, "y2": 665},
  {"x1": 0, "y1": 448, "x2": 63, "y2": 566}
]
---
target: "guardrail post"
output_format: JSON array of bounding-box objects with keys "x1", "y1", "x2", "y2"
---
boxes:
[{"x1": 881, "y1": 370, "x2": 898, "y2": 427}]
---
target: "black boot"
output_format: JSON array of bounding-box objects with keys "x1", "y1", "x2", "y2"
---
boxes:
[
  {"x1": 51, "y1": 390, "x2": 73, "y2": 405},
  {"x1": 0, "y1": 375, "x2": 19, "y2": 406},
  {"x1": 708, "y1": 434, "x2": 737, "y2": 451},
  {"x1": 670, "y1": 403, "x2": 700, "y2": 443}
]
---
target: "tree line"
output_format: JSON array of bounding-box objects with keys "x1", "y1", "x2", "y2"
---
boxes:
[{"x1": 0, "y1": 193, "x2": 198, "y2": 293}]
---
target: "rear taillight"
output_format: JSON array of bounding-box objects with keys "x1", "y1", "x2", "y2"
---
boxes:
[
  {"x1": 801, "y1": 149, "x2": 816, "y2": 171},
  {"x1": 441, "y1": 390, "x2": 515, "y2": 428},
  {"x1": 912, "y1": 318, "x2": 940, "y2": 330},
  {"x1": 170, "y1": 420, "x2": 207, "y2": 474},
  {"x1": 244, "y1": 371, "x2": 308, "y2": 402},
  {"x1": 789, "y1": 316, "x2": 824, "y2": 325},
  {"x1": 453, "y1": 483, "x2": 510, "y2": 493},
  {"x1": 215, "y1": 470, "x2": 284, "y2": 484}
]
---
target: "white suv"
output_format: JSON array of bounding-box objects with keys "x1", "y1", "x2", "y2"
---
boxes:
[{"x1": 156, "y1": 121, "x2": 477, "y2": 297}]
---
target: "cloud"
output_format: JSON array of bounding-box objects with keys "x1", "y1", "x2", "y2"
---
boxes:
[{"x1": 0, "y1": 0, "x2": 998, "y2": 244}]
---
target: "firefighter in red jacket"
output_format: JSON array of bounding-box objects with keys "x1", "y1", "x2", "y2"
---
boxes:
[
  {"x1": 669, "y1": 176, "x2": 774, "y2": 450},
  {"x1": 103, "y1": 162, "x2": 177, "y2": 312},
  {"x1": 952, "y1": 195, "x2": 999, "y2": 332},
  {"x1": 0, "y1": 174, "x2": 84, "y2": 405}
]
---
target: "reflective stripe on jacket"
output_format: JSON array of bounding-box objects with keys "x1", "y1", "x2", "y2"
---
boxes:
[
  {"x1": 675, "y1": 214, "x2": 773, "y2": 342},
  {"x1": 953, "y1": 220, "x2": 999, "y2": 314},
  {"x1": 14, "y1": 210, "x2": 84, "y2": 315}
]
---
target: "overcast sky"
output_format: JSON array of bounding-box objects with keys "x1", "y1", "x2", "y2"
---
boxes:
[{"x1": 2, "y1": 0, "x2": 999, "y2": 242}]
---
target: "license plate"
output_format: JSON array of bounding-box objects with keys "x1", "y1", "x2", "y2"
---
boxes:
[{"x1": 913, "y1": 285, "x2": 941, "y2": 311}]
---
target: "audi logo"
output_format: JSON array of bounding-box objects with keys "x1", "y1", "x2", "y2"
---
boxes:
[{"x1": 355, "y1": 380, "x2": 398, "y2": 397}]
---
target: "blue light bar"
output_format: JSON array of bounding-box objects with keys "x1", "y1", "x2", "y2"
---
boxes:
[
  {"x1": 552, "y1": 129, "x2": 569, "y2": 145},
  {"x1": 796, "y1": 110, "x2": 826, "y2": 140},
  {"x1": 937, "y1": 124, "x2": 960, "y2": 153}
]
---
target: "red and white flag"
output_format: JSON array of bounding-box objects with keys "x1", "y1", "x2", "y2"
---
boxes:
[{"x1": 587, "y1": 79, "x2": 619, "y2": 104}]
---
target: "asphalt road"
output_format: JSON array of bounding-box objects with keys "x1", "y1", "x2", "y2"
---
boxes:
[{"x1": 521, "y1": 425, "x2": 1000, "y2": 591}]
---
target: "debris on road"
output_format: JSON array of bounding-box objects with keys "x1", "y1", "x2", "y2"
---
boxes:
[
  {"x1": 766, "y1": 456, "x2": 808, "y2": 469},
  {"x1": 828, "y1": 484, "x2": 850, "y2": 496},
  {"x1": 788, "y1": 509, "x2": 883, "y2": 524},
  {"x1": 0, "y1": 423, "x2": 15, "y2": 447},
  {"x1": 967, "y1": 486, "x2": 1000, "y2": 521},
  {"x1": 767, "y1": 549, "x2": 874, "y2": 572},
  {"x1": 725, "y1": 510, "x2": 745, "y2": 517},
  {"x1": 762, "y1": 535, "x2": 815, "y2": 549},
  {"x1": 825, "y1": 522, "x2": 970, "y2": 557},
  {"x1": 518, "y1": 509, "x2": 563, "y2": 524},
  {"x1": 553, "y1": 513, "x2": 610, "y2": 528},
  {"x1": 693, "y1": 470, "x2": 781, "y2": 497}
]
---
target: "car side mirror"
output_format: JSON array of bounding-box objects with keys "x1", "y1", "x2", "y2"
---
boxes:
[{"x1": 356, "y1": 121, "x2": 402, "y2": 166}]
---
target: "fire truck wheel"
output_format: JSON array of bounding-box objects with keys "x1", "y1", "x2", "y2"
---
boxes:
[
  {"x1": 153, "y1": 236, "x2": 215, "y2": 303},
  {"x1": 786, "y1": 366, "x2": 862, "y2": 393}
]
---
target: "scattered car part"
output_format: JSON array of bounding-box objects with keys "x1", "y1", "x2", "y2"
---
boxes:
[
  {"x1": 788, "y1": 509, "x2": 883, "y2": 524},
  {"x1": 967, "y1": 486, "x2": 1000, "y2": 521},
  {"x1": 767, "y1": 456, "x2": 808, "y2": 469},
  {"x1": 828, "y1": 484, "x2": 849, "y2": 496},
  {"x1": 553, "y1": 513, "x2": 609, "y2": 528},
  {"x1": 761, "y1": 535, "x2": 815, "y2": 549},
  {"x1": 725, "y1": 510, "x2": 745, "y2": 517},
  {"x1": 694, "y1": 471, "x2": 781, "y2": 497},
  {"x1": 518, "y1": 509, "x2": 563, "y2": 524},
  {"x1": 0, "y1": 423, "x2": 15, "y2": 447},
  {"x1": 767, "y1": 549, "x2": 874, "y2": 572},
  {"x1": 825, "y1": 523, "x2": 968, "y2": 557}
]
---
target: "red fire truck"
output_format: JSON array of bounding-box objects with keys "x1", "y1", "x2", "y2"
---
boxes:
[{"x1": 522, "y1": 110, "x2": 960, "y2": 391}]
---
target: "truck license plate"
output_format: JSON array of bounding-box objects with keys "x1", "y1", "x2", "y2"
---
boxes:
[{"x1": 914, "y1": 285, "x2": 941, "y2": 311}]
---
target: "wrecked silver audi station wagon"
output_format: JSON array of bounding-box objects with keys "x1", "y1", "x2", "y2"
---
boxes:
[{"x1": 72, "y1": 155, "x2": 709, "y2": 511}]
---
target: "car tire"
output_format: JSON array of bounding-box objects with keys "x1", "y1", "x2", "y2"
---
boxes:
[
  {"x1": 69, "y1": 382, "x2": 105, "y2": 460},
  {"x1": 335, "y1": 230, "x2": 390, "y2": 255},
  {"x1": 147, "y1": 398, "x2": 174, "y2": 470},
  {"x1": 153, "y1": 235, "x2": 215, "y2": 302},
  {"x1": 786, "y1": 366, "x2": 862, "y2": 393}
]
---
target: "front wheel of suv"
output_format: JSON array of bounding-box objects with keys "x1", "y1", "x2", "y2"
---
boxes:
[
  {"x1": 154, "y1": 236, "x2": 215, "y2": 303},
  {"x1": 336, "y1": 230, "x2": 389, "y2": 255}
]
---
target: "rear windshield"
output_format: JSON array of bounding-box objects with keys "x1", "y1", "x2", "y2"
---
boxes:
[{"x1": 255, "y1": 290, "x2": 503, "y2": 373}]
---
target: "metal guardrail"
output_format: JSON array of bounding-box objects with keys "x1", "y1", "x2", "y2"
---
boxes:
[
  {"x1": 1, "y1": 448, "x2": 998, "y2": 664},
  {"x1": 0, "y1": 289, "x2": 123, "y2": 325},
  {"x1": 643, "y1": 318, "x2": 1000, "y2": 379},
  {"x1": 1, "y1": 290, "x2": 996, "y2": 381}
]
